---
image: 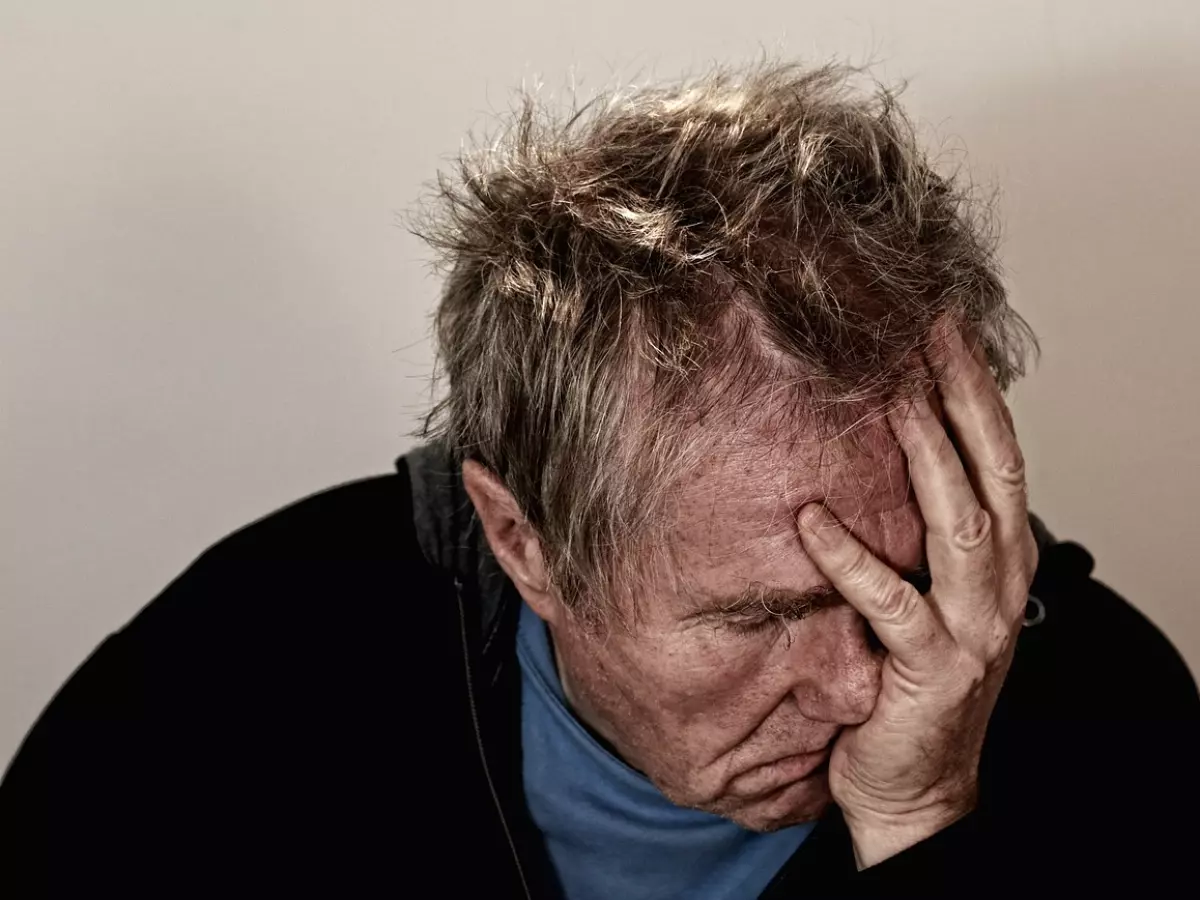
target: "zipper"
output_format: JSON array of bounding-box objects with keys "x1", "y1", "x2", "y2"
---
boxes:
[{"x1": 454, "y1": 575, "x2": 533, "y2": 899}]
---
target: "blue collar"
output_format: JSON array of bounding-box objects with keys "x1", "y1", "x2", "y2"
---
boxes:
[{"x1": 515, "y1": 600, "x2": 813, "y2": 899}]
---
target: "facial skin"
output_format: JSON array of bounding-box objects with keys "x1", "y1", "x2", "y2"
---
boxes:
[{"x1": 463, "y1": 416, "x2": 927, "y2": 833}]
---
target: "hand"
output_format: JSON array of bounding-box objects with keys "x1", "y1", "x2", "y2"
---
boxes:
[{"x1": 796, "y1": 322, "x2": 1039, "y2": 869}]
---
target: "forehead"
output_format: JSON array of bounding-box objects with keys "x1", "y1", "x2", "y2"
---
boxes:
[
  {"x1": 672, "y1": 415, "x2": 910, "y2": 522},
  {"x1": 658, "y1": 417, "x2": 921, "y2": 605}
]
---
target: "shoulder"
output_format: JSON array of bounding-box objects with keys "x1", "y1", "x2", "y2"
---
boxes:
[
  {"x1": 4, "y1": 461, "x2": 463, "y2": 768},
  {"x1": 159, "y1": 468, "x2": 415, "y2": 588},
  {"x1": 118, "y1": 468, "x2": 446, "y2": 652},
  {"x1": 0, "y1": 462, "x2": 484, "y2": 892},
  {"x1": 144, "y1": 460, "x2": 471, "y2": 716},
  {"x1": 5, "y1": 465, "x2": 457, "y2": 740}
]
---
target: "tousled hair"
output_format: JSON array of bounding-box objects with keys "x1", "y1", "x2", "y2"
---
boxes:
[{"x1": 410, "y1": 57, "x2": 1036, "y2": 627}]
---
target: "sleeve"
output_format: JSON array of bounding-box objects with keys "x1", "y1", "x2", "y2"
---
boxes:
[{"x1": 844, "y1": 809, "x2": 992, "y2": 895}]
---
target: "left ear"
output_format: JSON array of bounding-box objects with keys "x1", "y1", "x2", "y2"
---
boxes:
[{"x1": 461, "y1": 459, "x2": 561, "y2": 624}]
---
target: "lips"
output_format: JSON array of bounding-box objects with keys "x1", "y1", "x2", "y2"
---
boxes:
[{"x1": 726, "y1": 748, "x2": 831, "y2": 799}]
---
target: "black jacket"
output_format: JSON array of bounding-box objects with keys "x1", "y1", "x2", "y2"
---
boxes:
[{"x1": 2, "y1": 444, "x2": 1198, "y2": 897}]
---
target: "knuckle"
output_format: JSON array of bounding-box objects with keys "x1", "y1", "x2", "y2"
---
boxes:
[
  {"x1": 952, "y1": 505, "x2": 993, "y2": 551},
  {"x1": 1023, "y1": 531, "x2": 1040, "y2": 578},
  {"x1": 983, "y1": 620, "x2": 1012, "y2": 660},
  {"x1": 966, "y1": 659, "x2": 990, "y2": 694},
  {"x1": 953, "y1": 651, "x2": 991, "y2": 697},
  {"x1": 875, "y1": 579, "x2": 920, "y2": 623},
  {"x1": 991, "y1": 449, "x2": 1027, "y2": 491},
  {"x1": 841, "y1": 545, "x2": 876, "y2": 586}
]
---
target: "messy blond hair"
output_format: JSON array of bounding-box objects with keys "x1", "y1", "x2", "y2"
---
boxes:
[{"x1": 411, "y1": 58, "x2": 1036, "y2": 627}]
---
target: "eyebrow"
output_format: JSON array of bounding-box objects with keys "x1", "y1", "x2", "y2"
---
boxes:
[
  {"x1": 688, "y1": 563, "x2": 931, "y2": 621},
  {"x1": 688, "y1": 584, "x2": 842, "y2": 620}
]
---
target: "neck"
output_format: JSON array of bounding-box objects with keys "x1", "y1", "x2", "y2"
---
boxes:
[{"x1": 547, "y1": 624, "x2": 641, "y2": 771}]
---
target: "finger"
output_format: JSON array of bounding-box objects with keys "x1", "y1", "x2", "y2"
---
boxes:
[
  {"x1": 797, "y1": 503, "x2": 947, "y2": 668},
  {"x1": 887, "y1": 394, "x2": 998, "y2": 627},
  {"x1": 926, "y1": 322, "x2": 1033, "y2": 593}
]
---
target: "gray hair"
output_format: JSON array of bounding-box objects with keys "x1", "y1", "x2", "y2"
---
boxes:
[{"x1": 409, "y1": 58, "x2": 1036, "y2": 628}]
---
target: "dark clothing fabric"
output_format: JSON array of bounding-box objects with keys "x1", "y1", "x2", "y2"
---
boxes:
[{"x1": 1, "y1": 443, "x2": 1198, "y2": 897}]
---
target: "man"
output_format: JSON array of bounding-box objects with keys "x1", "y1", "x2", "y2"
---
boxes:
[{"x1": 2, "y1": 60, "x2": 1197, "y2": 897}]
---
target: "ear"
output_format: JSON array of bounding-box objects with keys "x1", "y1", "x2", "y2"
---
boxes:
[{"x1": 461, "y1": 459, "x2": 561, "y2": 624}]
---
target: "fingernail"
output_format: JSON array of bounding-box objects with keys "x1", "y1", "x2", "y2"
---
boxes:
[
  {"x1": 935, "y1": 314, "x2": 960, "y2": 348},
  {"x1": 798, "y1": 504, "x2": 828, "y2": 545},
  {"x1": 944, "y1": 324, "x2": 972, "y2": 365},
  {"x1": 888, "y1": 394, "x2": 932, "y2": 433},
  {"x1": 923, "y1": 318, "x2": 956, "y2": 371}
]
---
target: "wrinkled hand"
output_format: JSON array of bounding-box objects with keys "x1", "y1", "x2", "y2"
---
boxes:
[{"x1": 797, "y1": 322, "x2": 1039, "y2": 869}]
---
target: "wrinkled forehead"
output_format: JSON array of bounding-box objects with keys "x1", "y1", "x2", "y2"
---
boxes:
[
  {"x1": 618, "y1": 414, "x2": 921, "y2": 623},
  {"x1": 668, "y1": 415, "x2": 912, "y2": 528}
]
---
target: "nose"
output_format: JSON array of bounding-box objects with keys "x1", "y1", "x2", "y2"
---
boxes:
[{"x1": 789, "y1": 605, "x2": 882, "y2": 726}]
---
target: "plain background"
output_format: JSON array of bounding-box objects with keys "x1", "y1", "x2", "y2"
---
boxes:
[{"x1": 2, "y1": 1, "x2": 1198, "y2": 772}]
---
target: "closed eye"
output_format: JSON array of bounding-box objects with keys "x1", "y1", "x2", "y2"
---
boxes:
[
  {"x1": 712, "y1": 587, "x2": 834, "y2": 636},
  {"x1": 723, "y1": 602, "x2": 820, "y2": 636}
]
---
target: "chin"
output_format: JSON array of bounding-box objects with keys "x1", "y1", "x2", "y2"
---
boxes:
[{"x1": 722, "y1": 773, "x2": 833, "y2": 833}]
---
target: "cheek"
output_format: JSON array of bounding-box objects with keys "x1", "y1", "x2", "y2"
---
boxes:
[
  {"x1": 594, "y1": 627, "x2": 778, "y2": 740},
  {"x1": 651, "y1": 631, "x2": 768, "y2": 712}
]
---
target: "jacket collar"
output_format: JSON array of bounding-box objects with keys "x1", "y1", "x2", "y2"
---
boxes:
[{"x1": 400, "y1": 441, "x2": 517, "y2": 694}]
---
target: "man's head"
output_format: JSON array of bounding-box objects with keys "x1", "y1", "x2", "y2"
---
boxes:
[{"x1": 414, "y1": 59, "x2": 1034, "y2": 830}]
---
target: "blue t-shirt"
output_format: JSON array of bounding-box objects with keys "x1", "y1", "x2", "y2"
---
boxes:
[{"x1": 516, "y1": 601, "x2": 813, "y2": 899}]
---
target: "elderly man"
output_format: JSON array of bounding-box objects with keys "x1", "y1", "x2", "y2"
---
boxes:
[{"x1": 2, "y1": 60, "x2": 1197, "y2": 897}]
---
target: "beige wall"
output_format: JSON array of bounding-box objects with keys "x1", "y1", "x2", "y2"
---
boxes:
[{"x1": 3, "y1": 1, "x2": 1198, "y2": 770}]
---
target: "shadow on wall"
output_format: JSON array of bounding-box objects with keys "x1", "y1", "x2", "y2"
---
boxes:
[{"x1": 941, "y1": 48, "x2": 1200, "y2": 674}]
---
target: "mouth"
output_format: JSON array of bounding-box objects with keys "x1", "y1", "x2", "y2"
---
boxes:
[{"x1": 725, "y1": 748, "x2": 831, "y2": 800}]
